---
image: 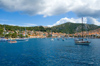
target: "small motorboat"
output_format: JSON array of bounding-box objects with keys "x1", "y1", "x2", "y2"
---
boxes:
[
  {"x1": 57, "y1": 38, "x2": 59, "y2": 41},
  {"x1": 9, "y1": 40, "x2": 17, "y2": 43},
  {"x1": 51, "y1": 38, "x2": 54, "y2": 41},
  {"x1": 62, "y1": 38, "x2": 64, "y2": 41},
  {"x1": 25, "y1": 39, "x2": 28, "y2": 41}
]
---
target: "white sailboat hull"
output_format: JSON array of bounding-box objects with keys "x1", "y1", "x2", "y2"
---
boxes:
[{"x1": 75, "y1": 40, "x2": 90, "y2": 45}]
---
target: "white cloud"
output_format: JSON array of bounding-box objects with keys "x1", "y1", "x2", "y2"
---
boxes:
[
  {"x1": 47, "y1": 17, "x2": 86, "y2": 27},
  {"x1": 47, "y1": 17, "x2": 100, "y2": 27},
  {"x1": 87, "y1": 17, "x2": 100, "y2": 25},
  {"x1": 0, "y1": 0, "x2": 100, "y2": 17}
]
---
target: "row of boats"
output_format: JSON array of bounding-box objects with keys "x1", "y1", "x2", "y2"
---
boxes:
[
  {"x1": 0, "y1": 38, "x2": 29, "y2": 43},
  {"x1": 0, "y1": 37, "x2": 91, "y2": 45},
  {"x1": 51, "y1": 37, "x2": 91, "y2": 45}
]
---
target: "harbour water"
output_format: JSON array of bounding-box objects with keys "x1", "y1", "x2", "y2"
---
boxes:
[{"x1": 0, "y1": 38, "x2": 100, "y2": 66}]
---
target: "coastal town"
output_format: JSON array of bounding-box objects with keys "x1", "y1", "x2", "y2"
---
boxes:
[
  {"x1": 2, "y1": 29, "x2": 66, "y2": 38},
  {"x1": 73, "y1": 28, "x2": 100, "y2": 38},
  {"x1": 1, "y1": 27, "x2": 100, "y2": 39}
]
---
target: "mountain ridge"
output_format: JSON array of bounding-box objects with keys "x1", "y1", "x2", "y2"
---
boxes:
[
  {"x1": 51, "y1": 22, "x2": 100, "y2": 34},
  {"x1": 0, "y1": 22, "x2": 100, "y2": 34}
]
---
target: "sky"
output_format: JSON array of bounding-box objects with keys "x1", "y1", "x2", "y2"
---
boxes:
[{"x1": 0, "y1": 0, "x2": 100, "y2": 27}]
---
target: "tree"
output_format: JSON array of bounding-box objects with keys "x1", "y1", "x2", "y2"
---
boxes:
[
  {"x1": 25, "y1": 35, "x2": 28, "y2": 38},
  {"x1": 11, "y1": 33, "x2": 17, "y2": 38},
  {"x1": 0, "y1": 28, "x2": 3, "y2": 37},
  {"x1": 19, "y1": 34, "x2": 24, "y2": 38},
  {"x1": 5, "y1": 32, "x2": 12, "y2": 38}
]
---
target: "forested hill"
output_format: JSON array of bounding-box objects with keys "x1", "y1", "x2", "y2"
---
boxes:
[
  {"x1": 51, "y1": 22, "x2": 100, "y2": 34},
  {"x1": 0, "y1": 24, "x2": 51, "y2": 32},
  {"x1": 0, "y1": 22, "x2": 100, "y2": 34}
]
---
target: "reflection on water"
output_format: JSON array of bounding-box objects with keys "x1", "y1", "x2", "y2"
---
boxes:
[{"x1": 0, "y1": 38, "x2": 100, "y2": 66}]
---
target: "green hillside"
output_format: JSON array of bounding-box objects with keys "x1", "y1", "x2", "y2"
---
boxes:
[
  {"x1": 51, "y1": 22, "x2": 100, "y2": 34},
  {"x1": 0, "y1": 22, "x2": 100, "y2": 34},
  {"x1": 0, "y1": 24, "x2": 51, "y2": 32}
]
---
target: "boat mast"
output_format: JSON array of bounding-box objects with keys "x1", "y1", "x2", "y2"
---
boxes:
[
  {"x1": 25, "y1": 27, "x2": 26, "y2": 38},
  {"x1": 68, "y1": 32, "x2": 69, "y2": 38},
  {"x1": 51, "y1": 30, "x2": 52, "y2": 38},
  {"x1": 20, "y1": 28, "x2": 21, "y2": 38},
  {"x1": 82, "y1": 17, "x2": 83, "y2": 40}
]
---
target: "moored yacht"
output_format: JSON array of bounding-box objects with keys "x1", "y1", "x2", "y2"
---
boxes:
[
  {"x1": 75, "y1": 17, "x2": 91, "y2": 45},
  {"x1": 75, "y1": 38, "x2": 90, "y2": 45}
]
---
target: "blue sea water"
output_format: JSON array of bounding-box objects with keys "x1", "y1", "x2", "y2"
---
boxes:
[{"x1": 0, "y1": 38, "x2": 100, "y2": 66}]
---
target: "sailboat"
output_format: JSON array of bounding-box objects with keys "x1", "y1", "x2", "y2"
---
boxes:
[
  {"x1": 62, "y1": 37, "x2": 64, "y2": 41},
  {"x1": 56, "y1": 35, "x2": 60, "y2": 41},
  {"x1": 51, "y1": 30, "x2": 54, "y2": 41},
  {"x1": 75, "y1": 17, "x2": 91, "y2": 45}
]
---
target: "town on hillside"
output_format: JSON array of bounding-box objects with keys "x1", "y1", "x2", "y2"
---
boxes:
[{"x1": 0, "y1": 28, "x2": 100, "y2": 39}]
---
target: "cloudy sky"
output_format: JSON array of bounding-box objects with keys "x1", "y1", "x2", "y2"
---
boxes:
[{"x1": 0, "y1": 0, "x2": 100, "y2": 27}]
